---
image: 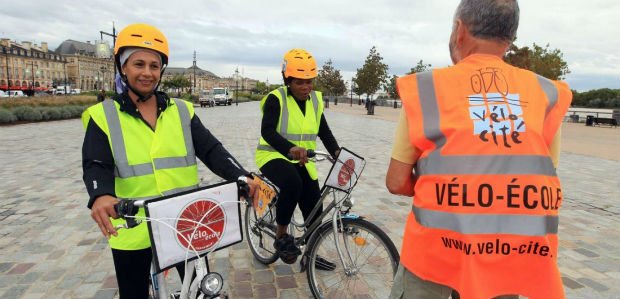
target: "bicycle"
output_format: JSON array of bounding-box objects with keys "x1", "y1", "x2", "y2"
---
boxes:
[
  {"x1": 244, "y1": 147, "x2": 400, "y2": 299},
  {"x1": 114, "y1": 179, "x2": 253, "y2": 299},
  {"x1": 470, "y1": 67, "x2": 509, "y2": 96}
]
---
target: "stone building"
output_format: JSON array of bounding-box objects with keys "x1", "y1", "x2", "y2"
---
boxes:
[
  {"x1": 2, "y1": 37, "x2": 260, "y2": 95},
  {"x1": 162, "y1": 65, "x2": 258, "y2": 93},
  {"x1": 55, "y1": 40, "x2": 114, "y2": 91},
  {"x1": 0, "y1": 39, "x2": 68, "y2": 93}
]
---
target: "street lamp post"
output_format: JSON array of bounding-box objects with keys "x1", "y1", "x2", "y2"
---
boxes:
[
  {"x1": 30, "y1": 62, "x2": 35, "y2": 93},
  {"x1": 235, "y1": 68, "x2": 239, "y2": 106},
  {"x1": 25, "y1": 61, "x2": 39, "y2": 96},
  {"x1": 100, "y1": 22, "x2": 117, "y2": 90},
  {"x1": 63, "y1": 59, "x2": 68, "y2": 96},
  {"x1": 100, "y1": 66, "x2": 107, "y2": 91},
  {"x1": 350, "y1": 77, "x2": 354, "y2": 107},
  {"x1": 4, "y1": 47, "x2": 10, "y2": 97}
]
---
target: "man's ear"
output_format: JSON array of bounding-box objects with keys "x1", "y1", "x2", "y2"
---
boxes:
[{"x1": 455, "y1": 19, "x2": 468, "y2": 47}]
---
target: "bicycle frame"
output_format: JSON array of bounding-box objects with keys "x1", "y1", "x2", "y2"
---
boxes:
[
  {"x1": 274, "y1": 150, "x2": 365, "y2": 272},
  {"x1": 291, "y1": 184, "x2": 360, "y2": 269}
]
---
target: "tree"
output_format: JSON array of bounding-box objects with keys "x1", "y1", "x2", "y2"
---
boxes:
[
  {"x1": 408, "y1": 59, "x2": 432, "y2": 74},
  {"x1": 353, "y1": 46, "x2": 389, "y2": 100},
  {"x1": 253, "y1": 81, "x2": 269, "y2": 94},
  {"x1": 385, "y1": 60, "x2": 433, "y2": 99},
  {"x1": 572, "y1": 88, "x2": 620, "y2": 108},
  {"x1": 504, "y1": 43, "x2": 570, "y2": 80},
  {"x1": 162, "y1": 75, "x2": 191, "y2": 94},
  {"x1": 386, "y1": 75, "x2": 399, "y2": 99},
  {"x1": 314, "y1": 59, "x2": 347, "y2": 97}
]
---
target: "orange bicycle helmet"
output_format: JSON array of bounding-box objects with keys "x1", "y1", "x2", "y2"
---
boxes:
[
  {"x1": 281, "y1": 48, "x2": 317, "y2": 79},
  {"x1": 114, "y1": 23, "x2": 169, "y2": 72}
]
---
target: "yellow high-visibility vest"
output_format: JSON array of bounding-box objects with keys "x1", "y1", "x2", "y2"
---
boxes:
[
  {"x1": 255, "y1": 87, "x2": 324, "y2": 180},
  {"x1": 82, "y1": 98, "x2": 199, "y2": 250}
]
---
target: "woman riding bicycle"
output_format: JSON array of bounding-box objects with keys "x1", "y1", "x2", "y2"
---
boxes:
[
  {"x1": 255, "y1": 48, "x2": 340, "y2": 265},
  {"x1": 81, "y1": 23, "x2": 256, "y2": 299}
]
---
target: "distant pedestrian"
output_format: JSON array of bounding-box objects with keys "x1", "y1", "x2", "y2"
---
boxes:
[{"x1": 97, "y1": 89, "x2": 106, "y2": 102}]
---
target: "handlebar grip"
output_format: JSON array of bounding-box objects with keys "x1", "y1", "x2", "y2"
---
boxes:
[
  {"x1": 237, "y1": 178, "x2": 250, "y2": 199},
  {"x1": 286, "y1": 149, "x2": 316, "y2": 160},
  {"x1": 115, "y1": 199, "x2": 140, "y2": 228}
]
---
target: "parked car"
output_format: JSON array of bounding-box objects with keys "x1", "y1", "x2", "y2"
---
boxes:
[
  {"x1": 199, "y1": 90, "x2": 215, "y2": 108},
  {"x1": 0, "y1": 90, "x2": 7, "y2": 98}
]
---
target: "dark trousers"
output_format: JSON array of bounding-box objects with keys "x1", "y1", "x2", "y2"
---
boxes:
[
  {"x1": 260, "y1": 158, "x2": 322, "y2": 227},
  {"x1": 111, "y1": 248, "x2": 193, "y2": 299}
]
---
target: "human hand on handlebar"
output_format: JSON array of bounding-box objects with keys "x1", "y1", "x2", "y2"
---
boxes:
[
  {"x1": 91, "y1": 195, "x2": 119, "y2": 239},
  {"x1": 288, "y1": 146, "x2": 309, "y2": 166},
  {"x1": 244, "y1": 177, "x2": 258, "y2": 201}
]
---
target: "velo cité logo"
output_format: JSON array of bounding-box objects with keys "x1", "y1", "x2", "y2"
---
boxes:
[
  {"x1": 175, "y1": 199, "x2": 225, "y2": 251},
  {"x1": 337, "y1": 159, "x2": 356, "y2": 187}
]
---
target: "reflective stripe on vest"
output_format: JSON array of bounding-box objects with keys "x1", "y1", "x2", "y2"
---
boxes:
[
  {"x1": 271, "y1": 87, "x2": 320, "y2": 141},
  {"x1": 412, "y1": 206, "x2": 558, "y2": 236},
  {"x1": 121, "y1": 184, "x2": 198, "y2": 201},
  {"x1": 255, "y1": 87, "x2": 322, "y2": 180},
  {"x1": 103, "y1": 99, "x2": 196, "y2": 178},
  {"x1": 414, "y1": 72, "x2": 558, "y2": 176},
  {"x1": 413, "y1": 71, "x2": 559, "y2": 236}
]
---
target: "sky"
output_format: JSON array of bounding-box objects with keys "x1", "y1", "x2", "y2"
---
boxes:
[{"x1": 2, "y1": 0, "x2": 619, "y2": 91}]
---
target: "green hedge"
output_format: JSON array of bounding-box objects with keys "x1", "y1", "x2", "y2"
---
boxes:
[
  {"x1": 0, "y1": 108, "x2": 17, "y2": 123},
  {"x1": 0, "y1": 105, "x2": 89, "y2": 125}
]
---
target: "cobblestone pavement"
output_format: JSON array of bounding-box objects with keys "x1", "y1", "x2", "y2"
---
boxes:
[{"x1": 0, "y1": 102, "x2": 619, "y2": 299}]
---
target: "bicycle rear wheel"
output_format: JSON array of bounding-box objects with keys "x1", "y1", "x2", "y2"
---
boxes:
[
  {"x1": 306, "y1": 218, "x2": 399, "y2": 299},
  {"x1": 244, "y1": 203, "x2": 279, "y2": 264}
]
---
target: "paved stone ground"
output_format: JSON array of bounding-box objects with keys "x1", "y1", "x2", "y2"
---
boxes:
[{"x1": 0, "y1": 101, "x2": 618, "y2": 299}]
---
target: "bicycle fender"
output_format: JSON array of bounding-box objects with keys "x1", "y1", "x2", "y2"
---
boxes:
[{"x1": 341, "y1": 213, "x2": 362, "y2": 220}]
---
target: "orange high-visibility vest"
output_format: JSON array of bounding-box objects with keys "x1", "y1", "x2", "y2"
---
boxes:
[{"x1": 397, "y1": 54, "x2": 572, "y2": 299}]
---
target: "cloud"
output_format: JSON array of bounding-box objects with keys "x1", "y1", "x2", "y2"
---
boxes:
[{"x1": 2, "y1": 0, "x2": 618, "y2": 89}]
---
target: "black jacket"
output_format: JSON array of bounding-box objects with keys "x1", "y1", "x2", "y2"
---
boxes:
[{"x1": 260, "y1": 88, "x2": 340, "y2": 158}]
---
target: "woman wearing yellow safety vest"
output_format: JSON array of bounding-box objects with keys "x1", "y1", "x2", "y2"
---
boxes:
[
  {"x1": 81, "y1": 23, "x2": 257, "y2": 299},
  {"x1": 255, "y1": 48, "x2": 341, "y2": 266}
]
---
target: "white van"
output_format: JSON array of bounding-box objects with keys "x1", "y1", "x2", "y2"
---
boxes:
[
  {"x1": 0, "y1": 90, "x2": 7, "y2": 98},
  {"x1": 6, "y1": 90, "x2": 25, "y2": 97}
]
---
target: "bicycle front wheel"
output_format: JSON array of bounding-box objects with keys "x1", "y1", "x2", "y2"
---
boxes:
[
  {"x1": 306, "y1": 218, "x2": 399, "y2": 299},
  {"x1": 244, "y1": 202, "x2": 279, "y2": 264}
]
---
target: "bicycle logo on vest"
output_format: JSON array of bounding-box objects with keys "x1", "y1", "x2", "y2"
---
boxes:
[
  {"x1": 468, "y1": 68, "x2": 526, "y2": 148},
  {"x1": 175, "y1": 199, "x2": 225, "y2": 251},
  {"x1": 337, "y1": 159, "x2": 356, "y2": 187}
]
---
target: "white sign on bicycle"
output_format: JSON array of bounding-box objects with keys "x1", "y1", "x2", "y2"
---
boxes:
[
  {"x1": 323, "y1": 147, "x2": 365, "y2": 193},
  {"x1": 145, "y1": 182, "x2": 242, "y2": 272}
]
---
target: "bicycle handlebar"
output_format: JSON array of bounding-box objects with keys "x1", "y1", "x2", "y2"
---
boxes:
[
  {"x1": 287, "y1": 149, "x2": 335, "y2": 163},
  {"x1": 115, "y1": 179, "x2": 253, "y2": 229}
]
